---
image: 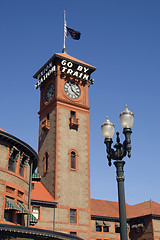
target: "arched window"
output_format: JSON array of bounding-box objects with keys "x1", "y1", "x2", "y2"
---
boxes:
[
  {"x1": 8, "y1": 147, "x2": 19, "y2": 172},
  {"x1": 71, "y1": 151, "x2": 76, "y2": 170},
  {"x1": 19, "y1": 154, "x2": 28, "y2": 177},
  {"x1": 69, "y1": 149, "x2": 77, "y2": 170},
  {"x1": 44, "y1": 152, "x2": 49, "y2": 173}
]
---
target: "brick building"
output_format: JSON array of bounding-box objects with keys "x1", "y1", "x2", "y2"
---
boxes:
[
  {"x1": 0, "y1": 129, "x2": 82, "y2": 240},
  {"x1": 0, "y1": 51, "x2": 160, "y2": 240},
  {"x1": 0, "y1": 128, "x2": 37, "y2": 227},
  {"x1": 31, "y1": 181, "x2": 160, "y2": 240}
]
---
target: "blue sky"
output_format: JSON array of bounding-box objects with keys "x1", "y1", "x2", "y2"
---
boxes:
[{"x1": 1, "y1": 0, "x2": 160, "y2": 205}]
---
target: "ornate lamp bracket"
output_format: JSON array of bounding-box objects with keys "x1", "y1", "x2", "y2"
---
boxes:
[{"x1": 104, "y1": 130, "x2": 132, "y2": 166}]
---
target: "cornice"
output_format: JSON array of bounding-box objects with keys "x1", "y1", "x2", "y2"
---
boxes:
[{"x1": 0, "y1": 130, "x2": 38, "y2": 171}]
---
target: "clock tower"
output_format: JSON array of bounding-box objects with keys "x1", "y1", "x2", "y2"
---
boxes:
[{"x1": 33, "y1": 52, "x2": 96, "y2": 239}]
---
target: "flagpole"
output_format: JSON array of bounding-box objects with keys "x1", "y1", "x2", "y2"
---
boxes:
[{"x1": 62, "y1": 10, "x2": 67, "y2": 53}]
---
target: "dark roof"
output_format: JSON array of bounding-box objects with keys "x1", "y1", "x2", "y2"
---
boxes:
[
  {"x1": 0, "y1": 224, "x2": 84, "y2": 240},
  {"x1": 0, "y1": 130, "x2": 38, "y2": 171}
]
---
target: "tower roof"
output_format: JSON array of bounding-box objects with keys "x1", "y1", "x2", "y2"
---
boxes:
[
  {"x1": 33, "y1": 52, "x2": 96, "y2": 79},
  {"x1": 54, "y1": 52, "x2": 96, "y2": 69}
]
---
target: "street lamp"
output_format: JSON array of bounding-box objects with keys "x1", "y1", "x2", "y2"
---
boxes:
[{"x1": 101, "y1": 105, "x2": 134, "y2": 240}]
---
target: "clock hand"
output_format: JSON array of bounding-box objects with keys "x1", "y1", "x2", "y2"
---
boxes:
[{"x1": 71, "y1": 86, "x2": 78, "y2": 96}]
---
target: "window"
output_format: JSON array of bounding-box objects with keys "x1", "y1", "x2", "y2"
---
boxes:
[
  {"x1": 103, "y1": 226, "x2": 109, "y2": 232},
  {"x1": 69, "y1": 111, "x2": 79, "y2": 130},
  {"x1": 70, "y1": 232, "x2": 77, "y2": 236},
  {"x1": 19, "y1": 154, "x2": 28, "y2": 177},
  {"x1": 96, "y1": 225, "x2": 102, "y2": 232},
  {"x1": 115, "y1": 222, "x2": 120, "y2": 233},
  {"x1": 115, "y1": 226, "x2": 120, "y2": 233},
  {"x1": 4, "y1": 197, "x2": 19, "y2": 224},
  {"x1": 4, "y1": 210, "x2": 14, "y2": 222},
  {"x1": 42, "y1": 115, "x2": 50, "y2": 130},
  {"x1": 6, "y1": 186, "x2": 15, "y2": 194},
  {"x1": 32, "y1": 206, "x2": 40, "y2": 220},
  {"x1": 96, "y1": 239, "x2": 109, "y2": 240},
  {"x1": 16, "y1": 213, "x2": 23, "y2": 225},
  {"x1": 8, "y1": 148, "x2": 19, "y2": 172},
  {"x1": 71, "y1": 151, "x2": 76, "y2": 169},
  {"x1": 44, "y1": 152, "x2": 49, "y2": 173},
  {"x1": 17, "y1": 190, "x2": 24, "y2": 198},
  {"x1": 70, "y1": 209, "x2": 77, "y2": 223},
  {"x1": 69, "y1": 149, "x2": 77, "y2": 170},
  {"x1": 71, "y1": 111, "x2": 76, "y2": 118},
  {"x1": 96, "y1": 221, "x2": 110, "y2": 232},
  {"x1": 131, "y1": 221, "x2": 145, "y2": 233},
  {"x1": 19, "y1": 162, "x2": 24, "y2": 177},
  {"x1": 47, "y1": 113, "x2": 50, "y2": 120}
]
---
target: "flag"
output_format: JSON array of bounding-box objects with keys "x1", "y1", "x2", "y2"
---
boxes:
[{"x1": 66, "y1": 27, "x2": 81, "y2": 40}]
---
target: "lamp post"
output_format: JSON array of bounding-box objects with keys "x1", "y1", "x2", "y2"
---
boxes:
[{"x1": 101, "y1": 105, "x2": 134, "y2": 240}]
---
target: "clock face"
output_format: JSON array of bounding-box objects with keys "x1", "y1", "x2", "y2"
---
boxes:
[
  {"x1": 45, "y1": 83, "x2": 54, "y2": 102},
  {"x1": 64, "y1": 81, "x2": 81, "y2": 99}
]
